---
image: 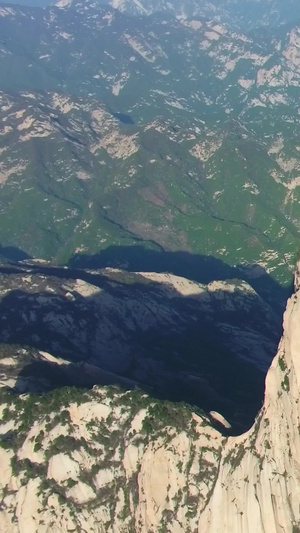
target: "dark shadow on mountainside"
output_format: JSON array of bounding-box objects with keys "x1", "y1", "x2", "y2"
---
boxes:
[
  {"x1": 0, "y1": 245, "x2": 32, "y2": 262},
  {"x1": 0, "y1": 255, "x2": 288, "y2": 434}
]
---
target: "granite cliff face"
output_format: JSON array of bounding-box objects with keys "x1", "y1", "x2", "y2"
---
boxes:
[
  {"x1": 0, "y1": 264, "x2": 299, "y2": 531},
  {"x1": 199, "y1": 262, "x2": 300, "y2": 532}
]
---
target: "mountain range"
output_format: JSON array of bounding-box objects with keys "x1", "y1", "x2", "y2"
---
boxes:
[
  {"x1": 0, "y1": 0, "x2": 300, "y2": 295},
  {"x1": 1, "y1": 0, "x2": 300, "y2": 530}
]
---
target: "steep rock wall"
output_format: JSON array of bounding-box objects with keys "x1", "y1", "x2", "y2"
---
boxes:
[{"x1": 200, "y1": 264, "x2": 300, "y2": 532}]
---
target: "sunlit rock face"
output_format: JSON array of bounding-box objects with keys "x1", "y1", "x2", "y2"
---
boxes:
[{"x1": 200, "y1": 259, "x2": 300, "y2": 532}]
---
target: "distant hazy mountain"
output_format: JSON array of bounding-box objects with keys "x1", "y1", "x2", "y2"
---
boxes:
[
  {"x1": 0, "y1": 0, "x2": 52, "y2": 5},
  {"x1": 2, "y1": 0, "x2": 300, "y2": 31},
  {"x1": 100, "y1": 0, "x2": 300, "y2": 30}
]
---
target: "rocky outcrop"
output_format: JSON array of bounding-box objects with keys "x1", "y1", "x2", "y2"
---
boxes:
[{"x1": 0, "y1": 386, "x2": 223, "y2": 532}]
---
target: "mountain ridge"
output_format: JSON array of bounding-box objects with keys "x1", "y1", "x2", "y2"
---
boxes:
[{"x1": 0, "y1": 259, "x2": 280, "y2": 431}]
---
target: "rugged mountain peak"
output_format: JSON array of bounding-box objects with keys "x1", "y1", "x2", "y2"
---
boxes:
[{"x1": 0, "y1": 265, "x2": 299, "y2": 532}]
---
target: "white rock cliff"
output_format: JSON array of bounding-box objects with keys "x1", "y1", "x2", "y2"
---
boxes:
[{"x1": 200, "y1": 262, "x2": 300, "y2": 532}]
